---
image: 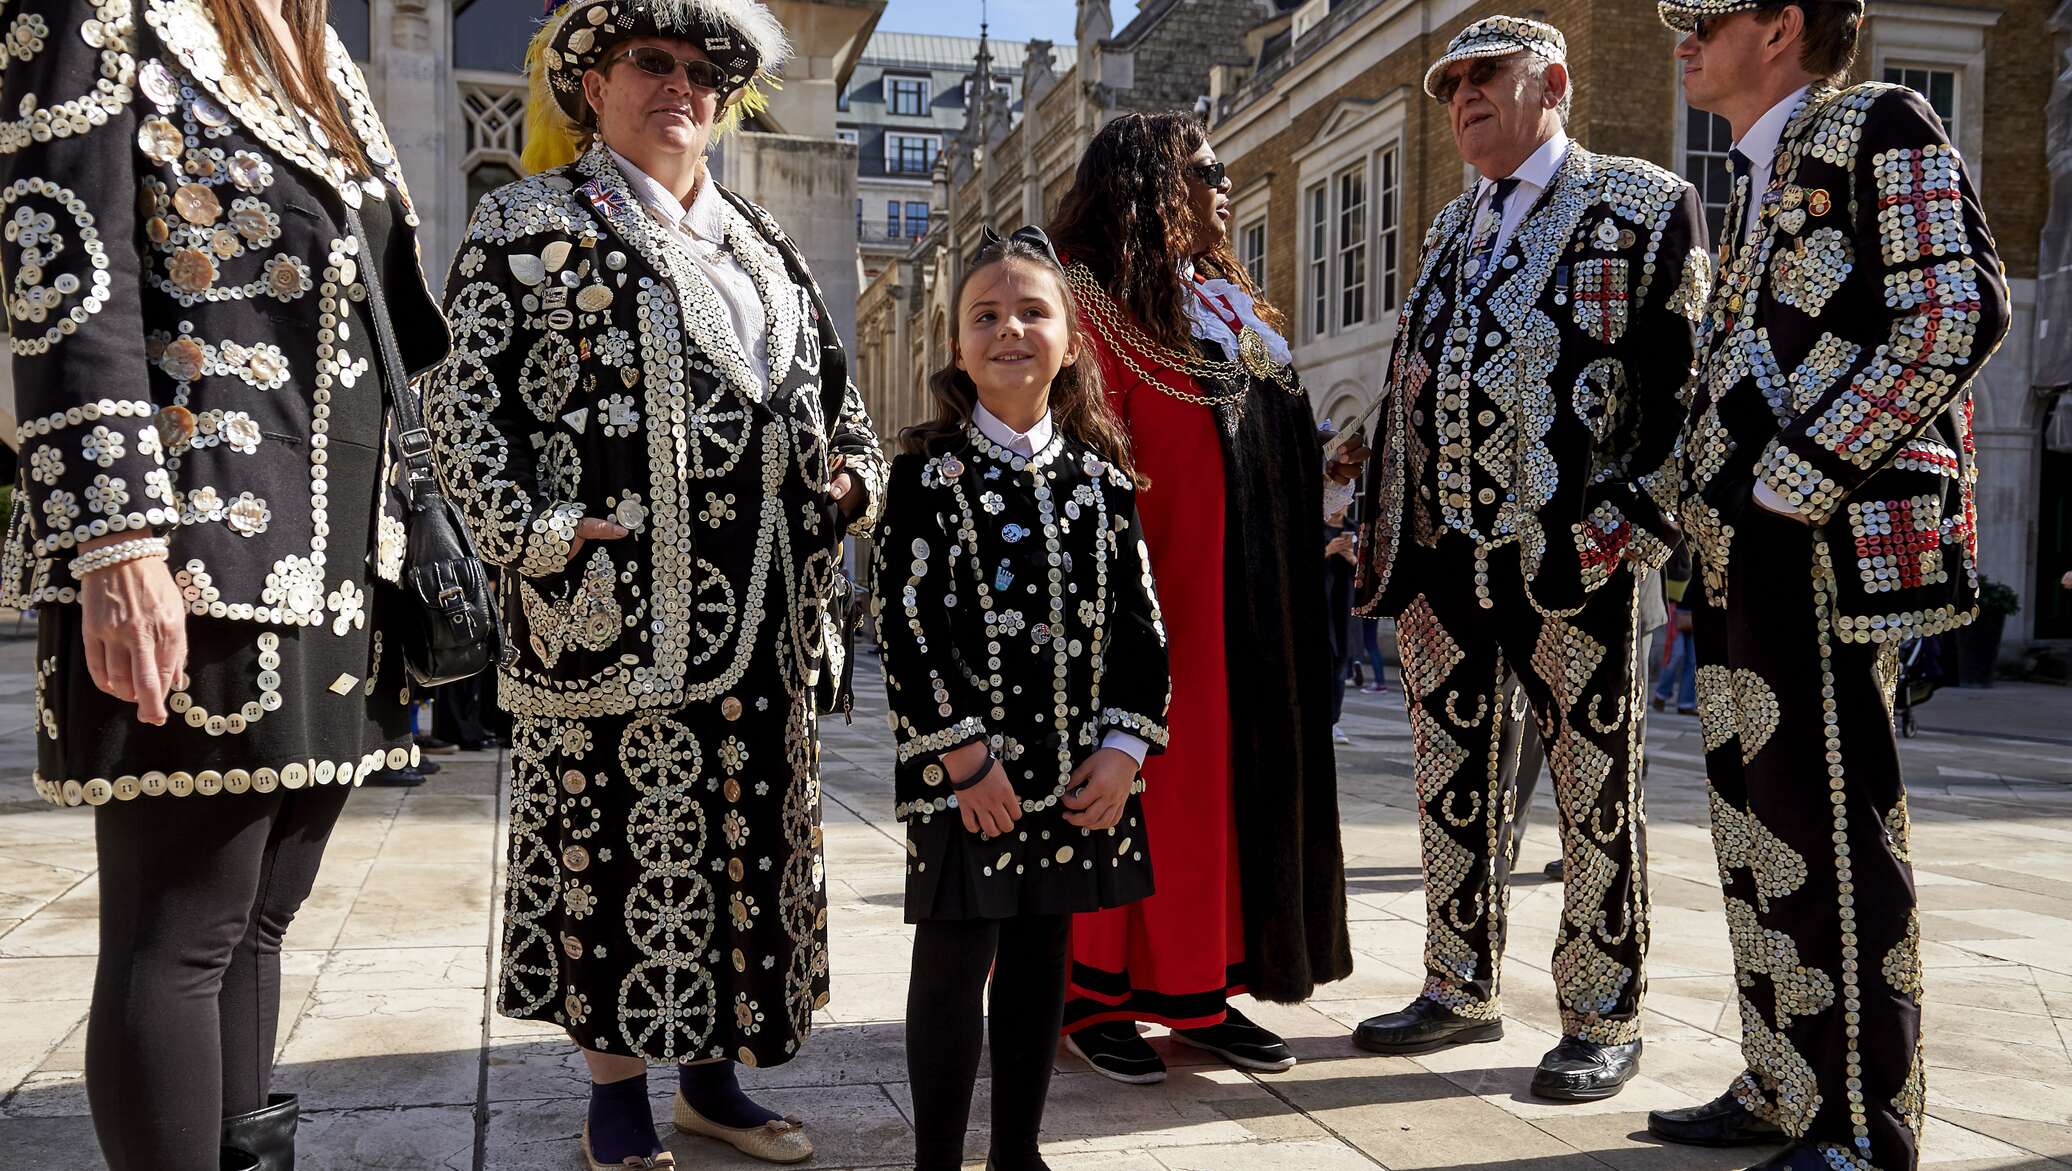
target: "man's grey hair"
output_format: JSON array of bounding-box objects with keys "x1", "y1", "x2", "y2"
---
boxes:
[{"x1": 1526, "y1": 55, "x2": 1573, "y2": 124}]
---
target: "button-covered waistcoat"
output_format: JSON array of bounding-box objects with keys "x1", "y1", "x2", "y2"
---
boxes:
[
  {"x1": 0, "y1": 0, "x2": 446, "y2": 618},
  {"x1": 421, "y1": 144, "x2": 886, "y2": 718},
  {"x1": 1679, "y1": 83, "x2": 2010, "y2": 643},
  {"x1": 1358, "y1": 145, "x2": 1709, "y2": 619}
]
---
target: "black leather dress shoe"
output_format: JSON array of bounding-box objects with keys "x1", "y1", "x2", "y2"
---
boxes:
[
  {"x1": 1172, "y1": 1005, "x2": 1297, "y2": 1072},
  {"x1": 1530, "y1": 1036, "x2": 1640, "y2": 1100},
  {"x1": 1744, "y1": 1142, "x2": 1831, "y2": 1170},
  {"x1": 222, "y1": 1092, "x2": 297, "y2": 1171},
  {"x1": 1352, "y1": 997, "x2": 1503, "y2": 1055},
  {"x1": 1648, "y1": 1086, "x2": 1787, "y2": 1147}
]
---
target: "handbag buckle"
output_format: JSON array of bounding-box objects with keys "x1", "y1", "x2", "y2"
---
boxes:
[{"x1": 399, "y1": 427, "x2": 434, "y2": 459}]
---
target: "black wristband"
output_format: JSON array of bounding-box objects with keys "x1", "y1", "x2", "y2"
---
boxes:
[{"x1": 949, "y1": 749, "x2": 997, "y2": 792}]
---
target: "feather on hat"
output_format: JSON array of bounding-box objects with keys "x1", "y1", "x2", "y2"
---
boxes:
[{"x1": 522, "y1": 0, "x2": 791, "y2": 172}]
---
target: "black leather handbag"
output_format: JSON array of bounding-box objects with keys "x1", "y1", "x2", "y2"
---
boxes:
[{"x1": 345, "y1": 205, "x2": 501, "y2": 687}]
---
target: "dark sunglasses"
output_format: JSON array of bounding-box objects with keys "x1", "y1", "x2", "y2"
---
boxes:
[
  {"x1": 1187, "y1": 160, "x2": 1228, "y2": 188},
  {"x1": 612, "y1": 46, "x2": 732, "y2": 92},
  {"x1": 1431, "y1": 57, "x2": 1507, "y2": 104}
]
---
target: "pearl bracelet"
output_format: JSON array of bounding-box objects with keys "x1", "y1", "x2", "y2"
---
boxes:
[{"x1": 69, "y1": 536, "x2": 170, "y2": 581}]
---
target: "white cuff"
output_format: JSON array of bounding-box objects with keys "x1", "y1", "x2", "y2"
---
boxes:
[
  {"x1": 1099, "y1": 731, "x2": 1150, "y2": 766},
  {"x1": 1321, "y1": 477, "x2": 1356, "y2": 520}
]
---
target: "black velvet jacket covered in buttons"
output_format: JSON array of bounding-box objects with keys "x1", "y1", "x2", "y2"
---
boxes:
[
  {"x1": 0, "y1": 0, "x2": 447, "y2": 619},
  {"x1": 422, "y1": 144, "x2": 886, "y2": 719},
  {"x1": 1678, "y1": 83, "x2": 2010, "y2": 643},
  {"x1": 1356, "y1": 144, "x2": 1710, "y2": 620}
]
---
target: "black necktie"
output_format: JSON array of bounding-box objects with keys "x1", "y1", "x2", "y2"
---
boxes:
[
  {"x1": 1469, "y1": 177, "x2": 1521, "y2": 280},
  {"x1": 1726, "y1": 148, "x2": 1754, "y2": 244}
]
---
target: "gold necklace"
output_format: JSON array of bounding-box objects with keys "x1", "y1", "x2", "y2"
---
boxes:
[{"x1": 1065, "y1": 265, "x2": 1293, "y2": 408}]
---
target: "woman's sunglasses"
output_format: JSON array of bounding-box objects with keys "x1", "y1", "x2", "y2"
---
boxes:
[
  {"x1": 612, "y1": 46, "x2": 733, "y2": 93},
  {"x1": 1187, "y1": 160, "x2": 1228, "y2": 188}
]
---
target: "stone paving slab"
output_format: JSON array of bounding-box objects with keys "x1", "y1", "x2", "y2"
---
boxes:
[{"x1": 0, "y1": 636, "x2": 2067, "y2": 1169}]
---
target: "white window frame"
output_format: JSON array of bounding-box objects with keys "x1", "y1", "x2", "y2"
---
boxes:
[
  {"x1": 1292, "y1": 95, "x2": 1407, "y2": 347},
  {"x1": 1377, "y1": 142, "x2": 1400, "y2": 314},
  {"x1": 885, "y1": 73, "x2": 931, "y2": 117},
  {"x1": 1239, "y1": 216, "x2": 1269, "y2": 292},
  {"x1": 1867, "y1": 2, "x2": 1997, "y2": 187},
  {"x1": 835, "y1": 128, "x2": 858, "y2": 145},
  {"x1": 1231, "y1": 176, "x2": 1272, "y2": 299},
  {"x1": 1672, "y1": 69, "x2": 1737, "y2": 247},
  {"x1": 1335, "y1": 164, "x2": 1368, "y2": 329}
]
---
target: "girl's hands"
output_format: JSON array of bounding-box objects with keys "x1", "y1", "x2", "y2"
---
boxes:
[
  {"x1": 943, "y1": 740, "x2": 1020, "y2": 837},
  {"x1": 1063, "y1": 747, "x2": 1137, "y2": 830}
]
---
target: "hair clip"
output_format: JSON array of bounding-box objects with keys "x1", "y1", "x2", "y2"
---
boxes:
[{"x1": 977, "y1": 224, "x2": 1064, "y2": 270}]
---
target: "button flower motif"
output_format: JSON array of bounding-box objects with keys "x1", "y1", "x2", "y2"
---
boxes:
[
  {"x1": 328, "y1": 580, "x2": 366, "y2": 636},
  {"x1": 29, "y1": 445, "x2": 63, "y2": 485},
  {"x1": 184, "y1": 483, "x2": 223, "y2": 521},
  {"x1": 85, "y1": 474, "x2": 128, "y2": 515},
  {"x1": 41, "y1": 490, "x2": 78, "y2": 532},
  {"x1": 225, "y1": 491, "x2": 270, "y2": 536},
  {"x1": 220, "y1": 412, "x2": 262, "y2": 454},
  {"x1": 262, "y1": 254, "x2": 312, "y2": 302},
  {"x1": 81, "y1": 425, "x2": 124, "y2": 467},
  {"x1": 598, "y1": 393, "x2": 640, "y2": 437}
]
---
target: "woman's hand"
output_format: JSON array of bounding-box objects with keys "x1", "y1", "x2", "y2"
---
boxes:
[
  {"x1": 827, "y1": 454, "x2": 865, "y2": 518},
  {"x1": 1063, "y1": 747, "x2": 1138, "y2": 830},
  {"x1": 943, "y1": 740, "x2": 1019, "y2": 837},
  {"x1": 1325, "y1": 532, "x2": 1356, "y2": 563},
  {"x1": 566, "y1": 517, "x2": 628, "y2": 563},
  {"x1": 1326, "y1": 430, "x2": 1372, "y2": 485},
  {"x1": 79, "y1": 543, "x2": 188, "y2": 726}
]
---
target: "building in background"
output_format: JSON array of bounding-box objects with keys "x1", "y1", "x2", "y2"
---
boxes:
[
  {"x1": 1205, "y1": 0, "x2": 2062, "y2": 658},
  {"x1": 853, "y1": 0, "x2": 1273, "y2": 456},
  {"x1": 842, "y1": 33, "x2": 1079, "y2": 283}
]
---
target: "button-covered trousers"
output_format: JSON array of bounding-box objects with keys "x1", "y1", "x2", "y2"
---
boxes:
[
  {"x1": 1691, "y1": 506, "x2": 1921, "y2": 1171},
  {"x1": 1395, "y1": 542, "x2": 1650, "y2": 1043}
]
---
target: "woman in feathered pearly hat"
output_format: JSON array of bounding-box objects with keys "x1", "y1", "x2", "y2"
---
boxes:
[{"x1": 421, "y1": 1, "x2": 886, "y2": 1166}]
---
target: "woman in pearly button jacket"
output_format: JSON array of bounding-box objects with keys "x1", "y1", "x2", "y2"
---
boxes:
[
  {"x1": 421, "y1": 1, "x2": 885, "y2": 1166},
  {"x1": 0, "y1": 1, "x2": 449, "y2": 1169}
]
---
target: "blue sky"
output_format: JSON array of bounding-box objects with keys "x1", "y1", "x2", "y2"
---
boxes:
[{"x1": 876, "y1": 0, "x2": 1142, "y2": 44}]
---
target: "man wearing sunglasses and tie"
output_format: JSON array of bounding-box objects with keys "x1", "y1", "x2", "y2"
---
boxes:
[
  {"x1": 422, "y1": 1, "x2": 887, "y2": 1167},
  {"x1": 1350, "y1": 16, "x2": 1709, "y2": 1102}
]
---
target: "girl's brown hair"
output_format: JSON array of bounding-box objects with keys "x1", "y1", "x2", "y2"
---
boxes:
[
  {"x1": 1048, "y1": 111, "x2": 1284, "y2": 353},
  {"x1": 204, "y1": 0, "x2": 370, "y2": 177},
  {"x1": 900, "y1": 232, "x2": 1141, "y2": 486}
]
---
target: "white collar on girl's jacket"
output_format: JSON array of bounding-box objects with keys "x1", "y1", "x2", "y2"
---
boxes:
[
  {"x1": 1177, "y1": 260, "x2": 1292, "y2": 366},
  {"x1": 974, "y1": 402, "x2": 1055, "y2": 456}
]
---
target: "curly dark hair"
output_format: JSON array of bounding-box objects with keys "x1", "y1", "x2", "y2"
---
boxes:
[
  {"x1": 900, "y1": 233, "x2": 1142, "y2": 486},
  {"x1": 1048, "y1": 111, "x2": 1285, "y2": 353}
]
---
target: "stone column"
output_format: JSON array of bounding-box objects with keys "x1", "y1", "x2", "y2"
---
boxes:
[
  {"x1": 373, "y1": 0, "x2": 457, "y2": 296},
  {"x1": 1974, "y1": 277, "x2": 2046, "y2": 650}
]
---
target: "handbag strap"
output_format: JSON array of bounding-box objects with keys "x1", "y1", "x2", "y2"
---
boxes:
[{"x1": 341, "y1": 199, "x2": 439, "y2": 506}]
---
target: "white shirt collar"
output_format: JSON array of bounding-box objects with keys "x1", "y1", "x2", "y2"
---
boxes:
[
  {"x1": 1732, "y1": 85, "x2": 1811, "y2": 174},
  {"x1": 1477, "y1": 129, "x2": 1571, "y2": 200},
  {"x1": 607, "y1": 146, "x2": 727, "y2": 243},
  {"x1": 974, "y1": 402, "x2": 1054, "y2": 456}
]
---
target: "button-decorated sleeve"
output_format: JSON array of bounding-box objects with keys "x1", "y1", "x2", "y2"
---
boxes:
[
  {"x1": 1581, "y1": 180, "x2": 1708, "y2": 576},
  {"x1": 2, "y1": 1, "x2": 180, "y2": 564},
  {"x1": 420, "y1": 196, "x2": 586, "y2": 577},
  {"x1": 870, "y1": 452, "x2": 990, "y2": 763},
  {"x1": 1096, "y1": 483, "x2": 1170, "y2": 753},
  {"x1": 1756, "y1": 87, "x2": 2010, "y2": 526},
  {"x1": 830, "y1": 376, "x2": 886, "y2": 535}
]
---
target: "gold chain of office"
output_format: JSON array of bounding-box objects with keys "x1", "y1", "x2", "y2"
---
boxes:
[{"x1": 1064, "y1": 264, "x2": 1297, "y2": 407}]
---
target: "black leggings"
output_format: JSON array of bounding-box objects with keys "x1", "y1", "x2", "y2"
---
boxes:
[
  {"x1": 88, "y1": 785, "x2": 350, "y2": 1171},
  {"x1": 907, "y1": 913, "x2": 1070, "y2": 1171}
]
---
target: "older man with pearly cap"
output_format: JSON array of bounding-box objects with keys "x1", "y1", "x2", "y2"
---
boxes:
[
  {"x1": 1350, "y1": 16, "x2": 1710, "y2": 1101},
  {"x1": 1647, "y1": 2, "x2": 2009, "y2": 1168}
]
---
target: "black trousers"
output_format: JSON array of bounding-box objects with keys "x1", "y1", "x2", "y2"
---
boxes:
[
  {"x1": 907, "y1": 913, "x2": 1069, "y2": 1171},
  {"x1": 1395, "y1": 542, "x2": 1649, "y2": 1043},
  {"x1": 1692, "y1": 507, "x2": 1920, "y2": 1170},
  {"x1": 88, "y1": 786, "x2": 350, "y2": 1171}
]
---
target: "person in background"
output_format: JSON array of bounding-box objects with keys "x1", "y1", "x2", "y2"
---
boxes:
[
  {"x1": 1652, "y1": 546, "x2": 1698, "y2": 715},
  {"x1": 1324, "y1": 506, "x2": 1359, "y2": 743}
]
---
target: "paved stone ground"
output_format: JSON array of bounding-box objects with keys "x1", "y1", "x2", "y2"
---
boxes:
[{"x1": 1, "y1": 630, "x2": 2069, "y2": 1170}]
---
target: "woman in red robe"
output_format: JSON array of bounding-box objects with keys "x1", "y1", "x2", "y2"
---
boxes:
[{"x1": 1048, "y1": 113, "x2": 1359, "y2": 1083}]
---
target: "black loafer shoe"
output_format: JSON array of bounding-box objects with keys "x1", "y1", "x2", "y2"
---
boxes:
[
  {"x1": 1065, "y1": 1021, "x2": 1166, "y2": 1085},
  {"x1": 1744, "y1": 1142, "x2": 1831, "y2": 1170},
  {"x1": 1352, "y1": 997, "x2": 1503, "y2": 1055},
  {"x1": 1530, "y1": 1036, "x2": 1641, "y2": 1101},
  {"x1": 222, "y1": 1092, "x2": 297, "y2": 1171},
  {"x1": 1648, "y1": 1085, "x2": 1786, "y2": 1147},
  {"x1": 1171, "y1": 1005, "x2": 1296, "y2": 1072}
]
